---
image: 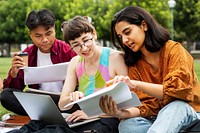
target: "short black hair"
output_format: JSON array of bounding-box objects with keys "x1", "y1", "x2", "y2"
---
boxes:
[{"x1": 25, "y1": 9, "x2": 56, "y2": 31}]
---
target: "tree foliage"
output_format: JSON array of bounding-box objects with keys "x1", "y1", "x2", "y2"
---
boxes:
[
  {"x1": 174, "y1": 0, "x2": 200, "y2": 44},
  {"x1": 0, "y1": 0, "x2": 199, "y2": 52},
  {"x1": 0, "y1": 0, "x2": 29, "y2": 44}
]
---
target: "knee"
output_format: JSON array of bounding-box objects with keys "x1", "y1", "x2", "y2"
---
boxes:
[
  {"x1": 170, "y1": 100, "x2": 188, "y2": 106},
  {"x1": 119, "y1": 119, "x2": 134, "y2": 133},
  {"x1": 119, "y1": 117, "x2": 150, "y2": 133},
  {"x1": 168, "y1": 100, "x2": 193, "y2": 111},
  {"x1": 161, "y1": 100, "x2": 196, "y2": 118},
  {"x1": 0, "y1": 88, "x2": 9, "y2": 102},
  {"x1": 0, "y1": 88, "x2": 18, "y2": 104}
]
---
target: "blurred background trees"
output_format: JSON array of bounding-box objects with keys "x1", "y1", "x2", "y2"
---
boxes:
[{"x1": 0, "y1": 0, "x2": 199, "y2": 57}]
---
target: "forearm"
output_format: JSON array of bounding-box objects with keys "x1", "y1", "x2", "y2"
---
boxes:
[
  {"x1": 10, "y1": 69, "x2": 18, "y2": 78},
  {"x1": 134, "y1": 81, "x2": 164, "y2": 99},
  {"x1": 3, "y1": 70, "x2": 25, "y2": 90},
  {"x1": 118, "y1": 107, "x2": 140, "y2": 119},
  {"x1": 0, "y1": 78, "x2": 3, "y2": 90},
  {"x1": 58, "y1": 96, "x2": 71, "y2": 110}
]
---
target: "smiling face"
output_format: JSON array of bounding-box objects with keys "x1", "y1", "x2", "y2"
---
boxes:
[
  {"x1": 29, "y1": 25, "x2": 56, "y2": 53},
  {"x1": 69, "y1": 32, "x2": 96, "y2": 57},
  {"x1": 115, "y1": 21, "x2": 147, "y2": 52}
]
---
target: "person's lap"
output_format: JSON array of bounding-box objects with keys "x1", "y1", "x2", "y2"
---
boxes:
[
  {"x1": 7, "y1": 118, "x2": 119, "y2": 133},
  {"x1": 72, "y1": 118, "x2": 119, "y2": 133},
  {"x1": 0, "y1": 88, "x2": 27, "y2": 115},
  {"x1": 119, "y1": 100, "x2": 200, "y2": 133},
  {"x1": 0, "y1": 88, "x2": 80, "y2": 116}
]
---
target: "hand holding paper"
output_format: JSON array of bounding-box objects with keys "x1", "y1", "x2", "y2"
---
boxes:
[{"x1": 64, "y1": 82, "x2": 141, "y2": 117}]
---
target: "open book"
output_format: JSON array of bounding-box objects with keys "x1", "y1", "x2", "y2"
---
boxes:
[{"x1": 64, "y1": 82, "x2": 141, "y2": 117}]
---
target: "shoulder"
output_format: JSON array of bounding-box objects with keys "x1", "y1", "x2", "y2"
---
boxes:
[
  {"x1": 53, "y1": 39, "x2": 76, "y2": 56},
  {"x1": 23, "y1": 44, "x2": 37, "y2": 54},
  {"x1": 108, "y1": 48, "x2": 127, "y2": 76},
  {"x1": 69, "y1": 55, "x2": 81, "y2": 65},
  {"x1": 164, "y1": 40, "x2": 184, "y2": 52},
  {"x1": 109, "y1": 48, "x2": 126, "y2": 66},
  {"x1": 164, "y1": 40, "x2": 191, "y2": 57},
  {"x1": 55, "y1": 39, "x2": 70, "y2": 48},
  {"x1": 23, "y1": 44, "x2": 35, "y2": 50},
  {"x1": 109, "y1": 48, "x2": 124, "y2": 59}
]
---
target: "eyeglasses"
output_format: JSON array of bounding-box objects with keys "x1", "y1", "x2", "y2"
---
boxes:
[{"x1": 71, "y1": 37, "x2": 93, "y2": 52}]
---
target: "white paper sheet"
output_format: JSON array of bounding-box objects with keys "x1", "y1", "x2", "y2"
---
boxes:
[
  {"x1": 64, "y1": 82, "x2": 141, "y2": 117},
  {"x1": 24, "y1": 62, "x2": 69, "y2": 85}
]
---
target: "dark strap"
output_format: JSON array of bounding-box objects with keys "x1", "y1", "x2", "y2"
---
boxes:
[{"x1": 7, "y1": 120, "x2": 76, "y2": 133}]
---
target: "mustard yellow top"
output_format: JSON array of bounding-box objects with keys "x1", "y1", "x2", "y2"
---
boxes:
[{"x1": 129, "y1": 40, "x2": 200, "y2": 118}]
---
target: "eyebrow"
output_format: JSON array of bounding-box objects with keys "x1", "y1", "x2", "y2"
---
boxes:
[
  {"x1": 116, "y1": 26, "x2": 130, "y2": 37},
  {"x1": 46, "y1": 30, "x2": 52, "y2": 34},
  {"x1": 122, "y1": 27, "x2": 130, "y2": 33},
  {"x1": 34, "y1": 29, "x2": 53, "y2": 36},
  {"x1": 71, "y1": 36, "x2": 89, "y2": 44}
]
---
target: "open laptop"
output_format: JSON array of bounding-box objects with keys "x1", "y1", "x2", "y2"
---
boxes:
[{"x1": 13, "y1": 91, "x2": 100, "y2": 128}]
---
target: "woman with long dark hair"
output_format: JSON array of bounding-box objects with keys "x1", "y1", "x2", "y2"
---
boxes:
[{"x1": 100, "y1": 6, "x2": 200, "y2": 133}]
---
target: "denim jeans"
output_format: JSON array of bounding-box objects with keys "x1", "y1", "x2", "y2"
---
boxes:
[{"x1": 119, "y1": 100, "x2": 200, "y2": 133}]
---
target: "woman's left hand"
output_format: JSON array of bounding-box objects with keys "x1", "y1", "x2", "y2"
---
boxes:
[
  {"x1": 66, "y1": 110, "x2": 89, "y2": 122},
  {"x1": 99, "y1": 95, "x2": 122, "y2": 118}
]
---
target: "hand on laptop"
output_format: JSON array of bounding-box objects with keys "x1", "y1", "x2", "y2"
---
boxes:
[{"x1": 65, "y1": 110, "x2": 89, "y2": 122}]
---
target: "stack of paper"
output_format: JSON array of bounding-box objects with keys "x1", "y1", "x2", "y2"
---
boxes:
[{"x1": 24, "y1": 62, "x2": 69, "y2": 85}]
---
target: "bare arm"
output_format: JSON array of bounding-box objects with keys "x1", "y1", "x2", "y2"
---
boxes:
[
  {"x1": 0, "y1": 78, "x2": 3, "y2": 90},
  {"x1": 109, "y1": 50, "x2": 128, "y2": 77},
  {"x1": 108, "y1": 50, "x2": 163, "y2": 99},
  {"x1": 134, "y1": 80, "x2": 163, "y2": 99},
  {"x1": 108, "y1": 76, "x2": 164, "y2": 99},
  {"x1": 58, "y1": 56, "x2": 81, "y2": 110}
]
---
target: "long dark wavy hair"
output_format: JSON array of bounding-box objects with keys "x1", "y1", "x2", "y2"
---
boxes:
[{"x1": 111, "y1": 6, "x2": 170, "y2": 66}]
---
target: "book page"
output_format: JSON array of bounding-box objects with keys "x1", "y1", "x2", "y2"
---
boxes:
[
  {"x1": 64, "y1": 82, "x2": 140, "y2": 117},
  {"x1": 117, "y1": 92, "x2": 141, "y2": 109},
  {"x1": 24, "y1": 62, "x2": 69, "y2": 85}
]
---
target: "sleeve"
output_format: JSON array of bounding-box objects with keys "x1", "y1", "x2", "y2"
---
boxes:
[
  {"x1": 3, "y1": 69, "x2": 26, "y2": 90},
  {"x1": 162, "y1": 43, "x2": 196, "y2": 104},
  {"x1": 128, "y1": 67, "x2": 160, "y2": 117},
  {"x1": 61, "y1": 41, "x2": 77, "y2": 62},
  {"x1": 2, "y1": 48, "x2": 31, "y2": 90}
]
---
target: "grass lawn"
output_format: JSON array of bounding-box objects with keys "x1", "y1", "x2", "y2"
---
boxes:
[
  {"x1": 0, "y1": 57, "x2": 13, "y2": 119},
  {"x1": 0, "y1": 57, "x2": 200, "y2": 120},
  {"x1": 194, "y1": 60, "x2": 200, "y2": 79}
]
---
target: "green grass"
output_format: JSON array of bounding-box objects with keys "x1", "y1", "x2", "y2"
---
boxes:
[
  {"x1": 0, "y1": 57, "x2": 13, "y2": 120},
  {"x1": 0, "y1": 57, "x2": 12, "y2": 79},
  {"x1": 0, "y1": 58, "x2": 200, "y2": 119},
  {"x1": 194, "y1": 60, "x2": 200, "y2": 80}
]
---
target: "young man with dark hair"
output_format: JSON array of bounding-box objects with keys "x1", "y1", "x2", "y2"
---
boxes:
[{"x1": 0, "y1": 9, "x2": 76, "y2": 116}]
